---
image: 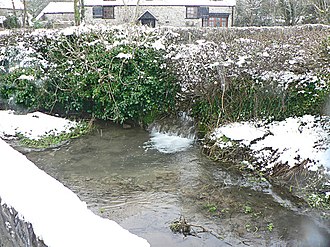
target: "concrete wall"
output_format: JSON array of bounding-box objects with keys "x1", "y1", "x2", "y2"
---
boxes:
[
  {"x1": 85, "y1": 5, "x2": 234, "y2": 28},
  {"x1": 0, "y1": 198, "x2": 47, "y2": 247}
]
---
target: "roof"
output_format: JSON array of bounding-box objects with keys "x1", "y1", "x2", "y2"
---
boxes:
[
  {"x1": 0, "y1": 0, "x2": 24, "y2": 10},
  {"x1": 36, "y1": 2, "x2": 74, "y2": 20},
  {"x1": 84, "y1": 0, "x2": 236, "y2": 7},
  {"x1": 138, "y1": 11, "x2": 157, "y2": 20}
]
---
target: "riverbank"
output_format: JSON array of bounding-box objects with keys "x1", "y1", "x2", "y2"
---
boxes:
[
  {"x1": 203, "y1": 114, "x2": 330, "y2": 211},
  {"x1": 0, "y1": 24, "x2": 329, "y2": 244},
  {"x1": 0, "y1": 111, "x2": 149, "y2": 247},
  {"x1": 0, "y1": 110, "x2": 329, "y2": 246}
]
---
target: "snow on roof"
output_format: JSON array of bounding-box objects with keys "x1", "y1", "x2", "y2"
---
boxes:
[
  {"x1": 0, "y1": 0, "x2": 24, "y2": 10},
  {"x1": 85, "y1": 0, "x2": 236, "y2": 7},
  {"x1": 36, "y1": 2, "x2": 74, "y2": 20}
]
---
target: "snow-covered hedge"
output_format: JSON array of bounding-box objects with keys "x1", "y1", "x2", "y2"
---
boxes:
[
  {"x1": 0, "y1": 24, "x2": 329, "y2": 126},
  {"x1": 165, "y1": 25, "x2": 330, "y2": 126},
  {"x1": 0, "y1": 26, "x2": 178, "y2": 124}
]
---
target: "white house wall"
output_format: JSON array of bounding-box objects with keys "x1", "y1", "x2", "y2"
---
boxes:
[
  {"x1": 43, "y1": 13, "x2": 75, "y2": 22},
  {"x1": 85, "y1": 5, "x2": 234, "y2": 27}
]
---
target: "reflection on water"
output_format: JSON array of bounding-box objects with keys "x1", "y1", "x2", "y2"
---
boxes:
[{"x1": 25, "y1": 122, "x2": 330, "y2": 247}]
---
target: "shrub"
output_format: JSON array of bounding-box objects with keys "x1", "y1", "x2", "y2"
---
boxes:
[
  {"x1": 0, "y1": 30, "x2": 179, "y2": 125},
  {"x1": 0, "y1": 68, "x2": 41, "y2": 109},
  {"x1": 3, "y1": 15, "x2": 20, "y2": 29}
]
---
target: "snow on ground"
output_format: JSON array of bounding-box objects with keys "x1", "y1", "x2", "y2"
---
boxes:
[
  {"x1": 0, "y1": 111, "x2": 150, "y2": 247},
  {"x1": 0, "y1": 110, "x2": 77, "y2": 140},
  {"x1": 210, "y1": 115, "x2": 330, "y2": 172}
]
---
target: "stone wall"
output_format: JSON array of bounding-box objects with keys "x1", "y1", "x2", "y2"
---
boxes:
[
  {"x1": 0, "y1": 198, "x2": 47, "y2": 247},
  {"x1": 42, "y1": 13, "x2": 75, "y2": 22},
  {"x1": 84, "y1": 5, "x2": 234, "y2": 27}
]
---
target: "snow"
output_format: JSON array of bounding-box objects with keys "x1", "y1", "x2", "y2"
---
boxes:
[
  {"x1": 116, "y1": 52, "x2": 133, "y2": 59},
  {"x1": 236, "y1": 55, "x2": 250, "y2": 67},
  {"x1": 0, "y1": 110, "x2": 77, "y2": 140},
  {"x1": 211, "y1": 115, "x2": 330, "y2": 172},
  {"x1": 36, "y1": 2, "x2": 74, "y2": 20},
  {"x1": 0, "y1": 111, "x2": 150, "y2": 247},
  {"x1": 151, "y1": 39, "x2": 165, "y2": 50},
  {"x1": 0, "y1": 0, "x2": 23, "y2": 10},
  {"x1": 211, "y1": 122, "x2": 266, "y2": 146},
  {"x1": 17, "y1": 74, "x2": 35, "y2": 81}
]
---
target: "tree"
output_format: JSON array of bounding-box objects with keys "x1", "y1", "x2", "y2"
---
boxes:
[
  {"x1": 235, "y1": 0, "x2": 314, "y2": 26},
  {"x1": 310, "y1": 0, "x2": 330, "y2": 23},
  {"x1": 11, "y1": 0, "x2": 17, "y2": 18},
  {"x1": 80, "y1": 0, "x2": 85, "y2": 23},
  {"x1": 235, "y1": 0, "x2": 259, "y2": 26},
  {"x1": 74, "y1": 0, "x2": 80, "y2": 26},
  {"x1": 277, "y1": 0, "x2": 308, "y2": 25},
  {"x1": 235, "y1": 0, "x2": 278, "y2": 26},
  {"x1": 23, "y1": 0, "x2": 28, "y2": 28}
]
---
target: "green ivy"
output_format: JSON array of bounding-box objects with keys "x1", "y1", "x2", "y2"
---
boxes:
[
  {"x1": 0, "y1": 33, "x2": 179, "y2": 125},
  {"x1": 0, "y1": 68, "x2": 41, "y2": 109}
]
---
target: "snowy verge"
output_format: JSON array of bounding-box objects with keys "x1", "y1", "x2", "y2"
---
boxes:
[
  {"x1": 0, "y1": 110, "x2": 77, "y2": 140},
  {"x1": 0, "y1": 111, "x2": 150, "y2": 247},
  {"x1": 209, "y1": 115, "x2": 330, "y2": 172}
]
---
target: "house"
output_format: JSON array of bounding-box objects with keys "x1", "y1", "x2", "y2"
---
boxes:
[
  {"x1": 0, "y1": 0, "x2": 24, "y2": 27},
  {"x1": 0, "y1": 0, "x2": 24, "y2": 16},
  {"x1": 84, "y1": 0, "x2": 236, "y2": 27},
  {"x1": 35, "y1": 2, "x2": 74, "y2": 27},
  {"x1": 36, "y1": 0, "x2": 236, "y2": 28}
]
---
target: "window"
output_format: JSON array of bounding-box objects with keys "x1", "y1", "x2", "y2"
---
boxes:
[
  {"x1": 203, "y1": 16, "x2": 228, "y2": 27},
  {"x1": 92, "y1": 6, "x2": 115, "y2": 19},
  {"x1": 103, "y1": 6, "x2": 114, "y2": 19},
  {"x1": 186, "y1": 6, "x2": 198, "y2": 19},
  {"x1": 93, "y1": 6, "x2": 103, "y2": 18},
  {"x1": 209, "y1": 17, "x2": 227, "y2": 27},
  {"x1": 199, "y1": 7, "x2": 209, "y2": 17}
]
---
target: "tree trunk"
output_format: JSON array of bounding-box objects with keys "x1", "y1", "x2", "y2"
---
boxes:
[
  {"x1": 134, "y1": 0, "x2": 141, "y2": 20},
  {"x1": 80, "y1": 0, "x2": 85, "y2": 23},
  {"x1": 74, "y1": 0, "x2": 80, "y2": 26},
  {"x1": 23, "y1": 0, "x2": 27, "y2": 28},
  {"x1": 11, "y1": 0, "x2": 17, "y2": 17}
]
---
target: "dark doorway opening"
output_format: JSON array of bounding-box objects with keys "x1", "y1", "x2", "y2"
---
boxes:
[{"x1": 139, "y1": 11, "x2": 157, "y2": 28}]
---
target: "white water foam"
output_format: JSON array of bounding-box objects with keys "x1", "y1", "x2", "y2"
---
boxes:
[{"x1": 144, "y1": 130, "x2": 194, "y2": 153}]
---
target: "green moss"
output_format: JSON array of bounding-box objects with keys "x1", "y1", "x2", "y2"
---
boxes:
[{"x1": 18, "y1": 122, "x2": 91, "y2": 149}]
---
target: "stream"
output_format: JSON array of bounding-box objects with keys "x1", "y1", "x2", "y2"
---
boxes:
[{"x1": 23, "y1": 122, "x2": 330, "y2": 247}]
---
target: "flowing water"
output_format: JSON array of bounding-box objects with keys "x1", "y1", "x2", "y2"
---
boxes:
[{"x1": 23, "y1": 122, "x2": 330, "y2": 247}]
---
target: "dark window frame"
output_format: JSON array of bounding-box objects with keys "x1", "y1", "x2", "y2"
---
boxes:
[
  {"x1": 103, "y1": 6, "x2": 115, "y2": 19},
  {"x1": 202, "y1": 16, "x2": 229, "y2": 27},
  {"x1": 92, "y1": 6, "x2": 103, "y2": 19},
  {"x1": 92, "y1": 6, "x2": 115, "y2": 19}
]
